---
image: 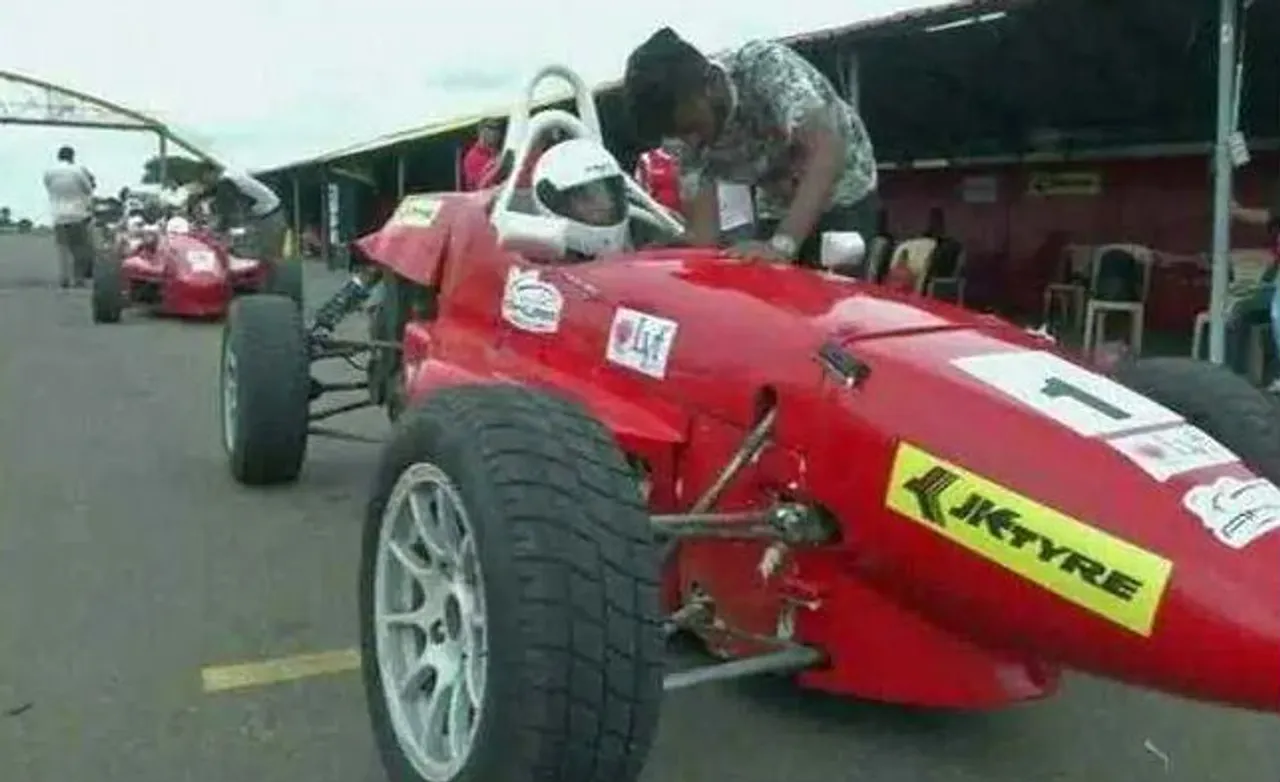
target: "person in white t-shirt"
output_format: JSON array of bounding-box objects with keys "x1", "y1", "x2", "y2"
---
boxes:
[
  {"x1": 189, "y1": 162, "x2": 286, "y2": 264},
  {"x1": 717, "y1": 181, "x2": 755, "y2": 245},
  {"x1": 42, "y1": 145, "x2": 97, "y2": 287}
]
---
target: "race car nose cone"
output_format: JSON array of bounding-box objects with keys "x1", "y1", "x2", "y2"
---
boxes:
[{"x1": 882, "y1": 442, "x2": 1280, "y2": 714}]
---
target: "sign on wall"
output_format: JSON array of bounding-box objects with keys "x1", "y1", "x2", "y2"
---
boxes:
[
  {"x1": 1027, "y1": 171, "x2": 1102, "y2": 197},
  {"x1": 960, "y1": 175, "x2": 999, "y2": 204}
]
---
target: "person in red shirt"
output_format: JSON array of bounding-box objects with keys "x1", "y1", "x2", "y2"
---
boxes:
[
  {"x1": 634, "y1": 146, "x2": 682, "y2": 214},
  {"x1": 461, "y1": 118, "x2": 502, "y2": 191}
]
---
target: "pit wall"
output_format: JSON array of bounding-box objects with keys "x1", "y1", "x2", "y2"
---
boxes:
[{"x1": 878, "y1": 152, "x2": 1279, "y2": 331}]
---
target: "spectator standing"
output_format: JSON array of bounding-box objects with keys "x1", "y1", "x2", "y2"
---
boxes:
[
  {"x1": 43, "y1": 145, "x2": 97, "y2": 287},
  {"x1": 1226, "y1": 174, "x2": 1280, "y2": 387},
  {"x1": 461, "y1": 118, "x2": 502, "y2": 191},
  {"x1": 635, "y1": 146, "x2": 683, "y2": 214}
]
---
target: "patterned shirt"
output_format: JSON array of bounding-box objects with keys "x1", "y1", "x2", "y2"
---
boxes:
[{"x1": 671, "y1": 40, "x2": 877, "y2": 219}]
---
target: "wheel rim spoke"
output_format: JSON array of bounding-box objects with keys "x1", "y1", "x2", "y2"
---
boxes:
[
  {"x1": 408, "y1": 490, "x2": 458, "y2": 568},
  {"x1": 221, "y1": 345, "x2": 238, "y2": 452},
  {"x1": 373, "y1": 462, "x2": 488, "y2": 780}
]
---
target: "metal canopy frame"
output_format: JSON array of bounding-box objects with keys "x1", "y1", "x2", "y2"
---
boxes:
[{"x1": 0, "y1": 69, "x2": 219, "y2": 186}]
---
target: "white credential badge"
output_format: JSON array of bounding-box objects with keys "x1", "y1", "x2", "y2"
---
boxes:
[
  {"x1": 501, "y1": 267, "x2": 563, "y2": 334},
  {"x1": 1183, "y1": 476, "x2": 1280, "y2": 549},
  {"x1": 606, "y1": 307, "x2": 678, "y2": 379},
  {"x1": 1106, "y1": 424, "x2": 1239, "y2": 482}
]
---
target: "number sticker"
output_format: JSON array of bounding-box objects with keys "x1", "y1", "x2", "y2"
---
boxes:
[
  {"x1": 187, "y1": 249, "x2": 218, "y2": 272},
  {"x1": 951, "y1": 350, "x2": 1182, "y2": 437}
]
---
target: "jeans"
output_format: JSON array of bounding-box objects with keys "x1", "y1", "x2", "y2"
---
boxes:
[
  {"x1": 1225, "y1": 284, "x2": 1276, "y2": 377},
  {"x1": 1270, "y1": 284, "x2": 1280, "y2": 377}
]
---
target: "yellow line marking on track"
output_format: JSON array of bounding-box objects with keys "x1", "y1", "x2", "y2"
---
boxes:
[{"x1": 201, "y1": 648, "x2": 361, "y2": 693}]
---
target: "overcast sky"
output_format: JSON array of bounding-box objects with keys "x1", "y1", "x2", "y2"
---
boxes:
[{"x1": 0, "y1": 0, "x2": 930, "y2": 220}]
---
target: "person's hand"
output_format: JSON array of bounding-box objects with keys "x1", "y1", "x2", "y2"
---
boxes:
[{"x1": 727, "y1": 240, "x2": 793, "y2": 264}]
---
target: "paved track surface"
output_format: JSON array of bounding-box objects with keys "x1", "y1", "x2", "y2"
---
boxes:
[{"x1": 0, "y1": 232, "x2": 1276, "y2": 782}]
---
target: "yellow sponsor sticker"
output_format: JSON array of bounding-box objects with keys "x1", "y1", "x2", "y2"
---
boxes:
[
  {"x1": 389, "y1": 195, "x2": 441, "y2": 227},
  {"x1": 885, "y1": 442, "x2": 1173, "y2": 636}
]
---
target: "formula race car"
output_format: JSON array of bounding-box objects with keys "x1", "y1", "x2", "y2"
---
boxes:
[
  {"x1": 220, "y1": 66, "x2": 1280, "y2": 782},
  {"x1": 92, "y1": 215, "x2": 301, "y2": 323}
]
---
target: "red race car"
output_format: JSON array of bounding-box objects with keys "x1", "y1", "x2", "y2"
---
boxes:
[
  {"x1": 220, "y1": 66, "x2": 1280, "y2": 782},
  {"x1": 92, "y1": 216, "x2": 300, "y2": 323}
]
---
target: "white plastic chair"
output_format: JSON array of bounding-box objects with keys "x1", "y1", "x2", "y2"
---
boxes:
[{"x1": 1082, "y1": 243, "x2": 1155, "y2": 359}]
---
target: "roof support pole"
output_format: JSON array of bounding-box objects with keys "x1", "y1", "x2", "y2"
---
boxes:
[
  {"x1": 844, "y1": 50, "x2": 861, "y2": 110},
  {"x1": 291, "y1": 174, "x2": 302, "y2": 254},
  {"x1": 322, "y1": 172, "x2": 334, "y2": 268},
  {"x1": 157, "y1": 133, "x2": 168, "y2": 186},
  {"x1": 1207, "y1": 0, "x2": 1239, "y2": 364},
  {"x1": 396, "y1": 154, "x2": 406, "y2": 198}
]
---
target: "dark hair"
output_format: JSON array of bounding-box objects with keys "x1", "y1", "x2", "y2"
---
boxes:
[
  {"x1": 623, "y1": 27, "x2": 711, "y2": 145},
  {"x1": 57, "y1": 145, "x2": 75, "y2": 162}
]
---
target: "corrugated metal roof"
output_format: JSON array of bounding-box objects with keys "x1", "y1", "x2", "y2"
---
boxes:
[
  {"x1": 779, "y1": 0, "x2": 1027, "y2": 45},
  {"x1": 255, "y1": 0, "x2": 1025, "y2": 177},
  {"x1": 319, "y1": 77, "x2": 624, "y2": 163}
]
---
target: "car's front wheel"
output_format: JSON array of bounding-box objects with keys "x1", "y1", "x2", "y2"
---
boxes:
[
  {"x1": 360, "y1": 384, "x2": 665, "y2": 782},
  {"x1": 221, "y1": 295, "x2": 310, "y2": 485},
  {"x1": 91, "y1": 253, "x2": 124, "y2": 324}
]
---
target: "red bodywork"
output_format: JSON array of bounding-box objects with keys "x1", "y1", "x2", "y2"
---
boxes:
[
  {"x1": 118, "y1": 231, "x2": 268, "y2": 318},
  {"x1": 356, "y1": 194, "x2": 1280, "y2": 714}
]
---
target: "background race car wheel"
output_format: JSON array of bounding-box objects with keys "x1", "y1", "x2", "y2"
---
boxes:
[
  {"x1": 367, "y1": 276, "x2": 418, "y2": 422},
  {"x1": 361, "y1": 385, "x2": 664, "y2": 782},
  {"x1": 1114, "y1": 357, "x2": 1280, "y2": 477},
  {"x1": 221, "y1": 295, "x2": 310, "y2": 485},
  {"x1": 265, "y1": 259, "x2": 305, "y2": 308},
  {"x1": 91, "y1": 253, "x2": 124, "y2": 324}
]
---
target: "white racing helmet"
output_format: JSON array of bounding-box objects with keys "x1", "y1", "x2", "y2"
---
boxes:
[
  {"x1": 531, "y1": 138, "x2": 628, "y2": 258},
  {"x1": 165, "y1": 215, "x2": 192, "y2": 234}
]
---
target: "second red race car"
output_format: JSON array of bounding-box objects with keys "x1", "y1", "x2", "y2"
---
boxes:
[
  {"x1": 92, "y1": 214, "x2": 301, "y2": 323},
  {"x1": 219, "y1": 65, "x2": 1280, "y2": 782}
]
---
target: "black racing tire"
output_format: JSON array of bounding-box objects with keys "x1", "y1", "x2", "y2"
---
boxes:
[
  {"x1": 91, "y1": 253, "x2": 124, "y2": 324},
  {"x1": 367, "y1": 276, "x2": 415, "y2": 421},
  {"x1": 360, "y1": 384, "x2": 664, "y2": 782},
  {"x1": 266, "y1": 259, "x2": 305, "y2": 308},
  {"x1": 221, "y1": 295, "x2": 310, "y2": 485},
  {"x1": 1113, "y1": 357, "x2": 1280, "y2": 478}
]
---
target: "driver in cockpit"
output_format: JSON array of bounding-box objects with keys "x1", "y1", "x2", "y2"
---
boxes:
[
  {"x1": 529, "y1": 137, "x2": 630, "y2": 261},
  {"x1": 315, "y1": 138, "x2": 633, "y2": 334}
]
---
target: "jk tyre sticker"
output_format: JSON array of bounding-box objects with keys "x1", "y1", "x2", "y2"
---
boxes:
[{"x1": 885, "y1": 442, "x2": 1173, "y2": 636}]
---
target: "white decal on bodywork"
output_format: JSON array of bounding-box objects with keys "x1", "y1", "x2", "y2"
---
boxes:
[
  {"x1": 501, "y1": 267, "x2": 563, "y2": 334},
  {"x1": 951, "y1": 350, "x2": 1182, "y2": 438},
  {"x1": 606, "y1": 307, "x2": 678, "y2": 379},
  {"x1": 1107, "y1": 424, "x2": 1240, "y2": 482},
  {"x1": 1183, "y1": 476, "x2": 1280, "y2": 549}
]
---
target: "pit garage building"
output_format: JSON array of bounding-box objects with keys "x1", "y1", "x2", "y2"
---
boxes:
[{"x1": 255, "y1": 0, "x2": 1278, "y2": 339}]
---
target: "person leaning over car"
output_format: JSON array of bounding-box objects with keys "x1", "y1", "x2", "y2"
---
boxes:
[
  {"x1": 187, "y1": 162, "x2": 286, "y2": 265},
  {"x1": 622, "y1": 27, "x2": 879, "y2": 268}
]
